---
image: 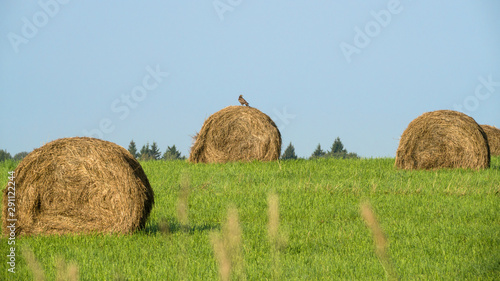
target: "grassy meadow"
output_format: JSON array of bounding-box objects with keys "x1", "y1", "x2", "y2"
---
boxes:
[{"x1": 0, "y1": 157, "x2": 499, "y2": 280}]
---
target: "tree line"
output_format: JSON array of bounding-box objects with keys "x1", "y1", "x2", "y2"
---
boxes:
[
  {"x1": 0, "y1": 141, "x2": 185, "y2": 162},
  {"x1": 0, "y1": 137, "x2": 357, "y2": 162},
  {"x1": 128, "y1": 140, "x2": 185, "y2": 161},
  {"x1": 0, "y1": 150, "x2": 28, "y2": 162},
  {"x1": 281, "y1": 137, "x2": 359, "y2": 160}
]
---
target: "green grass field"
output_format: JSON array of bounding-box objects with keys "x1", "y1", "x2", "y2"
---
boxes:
[{"x1": 1, "y1": 157, "x2": 499, "y2": 280}]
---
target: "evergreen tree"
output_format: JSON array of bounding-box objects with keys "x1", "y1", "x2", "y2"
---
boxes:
[
  {"x1": 13, "y1": 151, "x2": 29, "y2": 161},
  {"x1": 128, "y1": 140, "x2": 138, "y2": 159},
  {"x1": 281, "y1": 142, "x2": 298, "y2": 160},
  {"x1": 163, "y1": 145, "x2": 182, "y2": 160},
  {"x1": 329, "y1": 137, "x2": 346, "y2": 154},
  {"x1": 139, "y1": 143, "x2": 152, "y2": 161},
  {"x1": 150, "y1": 142, "x2": 161, "y2": 160},
  {"x1": 326, "y1": 137, "x2": 360, "y2": 159},
  {"x1": 310, "y1": 144, "x2": 326, "y2": 159},
  {"x1": 0, "y1": 149, "x2": 12, "y2": 162}
]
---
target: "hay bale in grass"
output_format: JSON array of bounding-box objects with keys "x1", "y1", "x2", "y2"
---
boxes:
[
  {"x1": 2, "y1": 137, "x2": 154, "y2": 236},
  {"x1": 481, "y1": 125, "x2": 500, "y2": 156},
  {"x1": 189, "y1": 106, "x2": 281, "y2": 163},
  {"x1": 395, "y1": 110, "x2": 490, "y2": 170}
]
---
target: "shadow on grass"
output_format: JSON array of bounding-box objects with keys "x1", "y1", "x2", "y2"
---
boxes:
[{"x1": 142, "y1": 218, "x2": 220, "y2": 235}]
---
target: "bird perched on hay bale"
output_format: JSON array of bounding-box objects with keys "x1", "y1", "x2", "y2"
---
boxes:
[
  {"x1": 189, "y1": 106, "x2": 281, "y2": 163},
  {"x1": 395, "y1": 110, "x2": 490, "y2": 170},
  {"x1": 238, "y1": 95, "x2": 249, "y2": 106},
  {"x1": 481, "y1": 125, "x2": 500, "y2": 156},
  {"x1": 2, "y1": 137, "x2": 154, "y2": 236}
]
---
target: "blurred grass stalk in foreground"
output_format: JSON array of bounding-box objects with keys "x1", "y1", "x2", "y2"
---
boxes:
[{"x1": 361, "y1": 201, "x2": 398, "y2": 281}]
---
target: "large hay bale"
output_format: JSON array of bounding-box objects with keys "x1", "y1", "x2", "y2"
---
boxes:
[
  {"x1": 2, "y1": 137, "x2": 154, "y2": 236},
  {"x1": 395, "y1": 110, "x2": 490, "y2": 170},
  {"x1": 189, "y1": 106, "x2": 281, "y2": 163},
  {"x1": 481, "y1": 125, "x2": 500, "y2": 156}
]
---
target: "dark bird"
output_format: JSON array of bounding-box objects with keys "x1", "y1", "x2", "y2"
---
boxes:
[{"x1": 238, "y1": 95, "x2": 249, "y2": 106}]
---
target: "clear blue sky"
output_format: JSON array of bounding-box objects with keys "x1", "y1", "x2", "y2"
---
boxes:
[{"x1": 1, "y1": 1, "x2": 499, "y2": 158}]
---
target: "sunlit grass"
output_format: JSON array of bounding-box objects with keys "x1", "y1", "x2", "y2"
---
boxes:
[{"x1": 0, "y1": 157, "x2": 498, "y2": 279}]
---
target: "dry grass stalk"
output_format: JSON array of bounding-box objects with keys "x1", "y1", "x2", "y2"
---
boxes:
[
  {"x1": 210, "y1": 206, "x2": 246, "y2": 281},
  {"x1": 267, "y1": 193, "x2": 288, "y2": 280},
  {"x1": 224, "y1": 206, "x2": 246, "y2": 280},
  {"x1": 210, "y1": 232, "x2": 231, "y2": 281},
  {"x1": 188, "y1": 106, "x2": 282, "y2": 163},
  {"x1": 395, "y1": 110, "x2": 490, "y2": 170},
  {"x1": 268, "y1": 193, "x2": 279, "y2": 243},
  {"x1": 2, "y1": 137, "x2": 155, "y2": 236},
  {"x1": 360, "y1": 202, "x2": 397, "y2": 281},
  {"x1": 175, "y1": 173, "x2": 191, "y2": 280},
  {"x1": 267, "y1": 193, "x2": 288, "y2": 249},
  {"x1": 177, "y1": 173, "x2": 190, "y2": 231},
  {"x1": 177, "y1": 240, "x2": 189, "y2": 281},
  {"x1": 158, "y1": 218, "x2": 170, "y2": 235},
  {"x1": 481, "y1": 125, "x2": 500, "y2": 156},
  {"x1": 21, "y1": 246, "x2": 45, "y2": 281},
  {"x1": 55, "y1": 256, "x2": 79, "y2": 281},
  {"x1": 223, "y1": 207, "x2": 242, "y2": 258}
]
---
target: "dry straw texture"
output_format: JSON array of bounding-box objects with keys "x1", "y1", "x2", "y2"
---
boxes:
[
  {"x1": 2, "y1": 137, "x2": 154, "y2": 236},
  {"x1": 395, "y1": 110, "x2": 490, "y2": 170},
  {"x1": 189, "y1": 106, "x2": 281, "y2": 163},
  {"x1": 481, "y1": 125, "x2": 500, "y2": 156}
]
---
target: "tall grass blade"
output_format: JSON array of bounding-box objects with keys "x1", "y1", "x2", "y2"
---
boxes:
[
  {"x1": 21, "y1": 246, "x2": 46, "y2": 281},
  {"x1": 360, "y1": 201, "x2": 398, "y2": 281}
]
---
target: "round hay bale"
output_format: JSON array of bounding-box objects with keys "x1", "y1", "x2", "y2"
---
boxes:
[
  {"x1": 395, "y1": 110, "x2": 490, "y2": 170},
  {"x1": 481, "y1": 125, "x2": 500, "y2": 156},
  {"x1": 189, "y1": 106, "x2": 281, "y2": 163},
  {"x1": 2, "y1": 137, "x2": 154, "y2": 236}
]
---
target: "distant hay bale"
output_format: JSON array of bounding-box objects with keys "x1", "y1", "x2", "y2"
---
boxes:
[
  {"x1": 395, "y1": 110, "x2": 490, "y2": 170},
  {"x1": 2, "y1": 137, "x2": 154, "y2": 236},
  {"x1": 481, "y1": 125, "x2": 500, "y2": 156},
  {"x1": 189, "y1": 106, "x2": 281, "y2": 163}
]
